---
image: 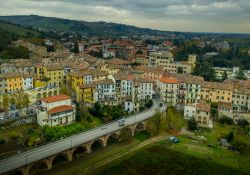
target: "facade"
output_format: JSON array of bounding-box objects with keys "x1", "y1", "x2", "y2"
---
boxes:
[
  {"x1": 184, "y1": 100, "x2": 212, "y2": 128},
  {"x1": 37, "y1": 95, "x2": 75, "y2": 127},
  {"x1": 200, "y1": 82, "x2": 233, "y2": 103},
  {"x1": 158, "y1": 77, "x2": 179, "y2": 106},
  {"x1": 149, "y1": 52, "x2": 196, "y2": 74}
]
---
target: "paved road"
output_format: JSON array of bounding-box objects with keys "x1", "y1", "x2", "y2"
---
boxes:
[{"x1": 0, "y1": 99, "x2": 166, "y2": 174}]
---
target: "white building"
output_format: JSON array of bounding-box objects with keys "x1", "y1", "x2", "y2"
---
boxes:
[
  {"x1": 23, "y1": 75, "x2": 33, "y2": 91},
  {"x1": 94, "y1": 79, "x2": 116, "y2": 102},
  {"x1": 184, "y1": 104, "x2": 196, "y2": 119},
  {"x1": 37, "y1": 94, "x2": 75, "y2": 127},
  {"x1": 158, "y1": 77, "x2": 179, "y2": 106}
]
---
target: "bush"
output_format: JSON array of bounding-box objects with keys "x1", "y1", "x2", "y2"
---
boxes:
[
  {"x1": 231, "y1": 135, "x2": 248, "y2": 152},
  {"x1": 120, "y1": 127, "x2": 133, "y2": 143},
  {"x1": 188, "y1": 117, "x2": 198, "y2": 131},
  {"x1": 0, "y1": 138, "x2": 5, "y2": 144},
  {"x1": 237, "y1": 119, "x2": 249, "y2": 128},
  {"x1": 145, "y1": 99, "x2": 153, "y2": 109},
  {"x1": 134, "y1": 131, "x2": 150, "y2": 142},
  {"x1": 219, "y1": 116, "x2": 234, "y2": 125}
]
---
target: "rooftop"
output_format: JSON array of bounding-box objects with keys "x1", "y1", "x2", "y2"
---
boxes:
[
  {"x1": 42, "y1": 94, "x2": 71, "y2": 103},
  {"x1": 48, "y1": 105, "x2": 74, "y2": 115}
]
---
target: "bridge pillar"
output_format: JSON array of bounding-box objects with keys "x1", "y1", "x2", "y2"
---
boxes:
[
  {"x1": 45, "y1": 157, "x2": 54, "y2": 170},
  {"x1": 20, "y1": 165, "x2": 32, "y2": 175},
  {"x1": 83, "y1": 142, "x2": 92, "y2": 154}
]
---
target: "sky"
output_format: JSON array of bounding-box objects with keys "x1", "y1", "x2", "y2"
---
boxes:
[{"x1": 0, "y1": 0, "x2": 250, "y2": 33}]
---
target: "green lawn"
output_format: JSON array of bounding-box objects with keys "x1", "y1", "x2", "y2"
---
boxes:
[
  {"x1": 0, "y1": 21, "x2": 40, "y2": 37},
  {"x1": 93, "y1": 144, "x2": 248, "y2": 175}
]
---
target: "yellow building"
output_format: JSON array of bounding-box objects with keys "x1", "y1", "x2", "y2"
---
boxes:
[
  {"x1": 43, "y1": 65, "x2": 64, "y2": 87},
  {"x1": 201, "y1": 81, "x2": 233, "y2": 103},
  {"x1": 0, "y1": 73, "x2": 24, "y2": 94},
  {"x1": 67, "y1": 72, "x2": 84, "y2": 92},
  {"x1": 76, "y1": 83, "x2": 96, "y2": 103}
]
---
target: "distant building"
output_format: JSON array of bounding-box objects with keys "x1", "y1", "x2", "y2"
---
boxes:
[
  {"x1": 184, "y1": 100, "x2": 212, "y2": 128},
  {"x1": 37, "y1": 94, "x2": 75, "y2": 127}
]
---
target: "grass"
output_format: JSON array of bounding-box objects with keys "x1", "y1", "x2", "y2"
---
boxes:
[
  {"x1": 38, "y1": 139, "x2": 142, "y2": 175},
  {"x1": 0, "y1": 20, "x2": 40, "y2": 37},
  {"x1": 93, "y1": 144, "x2": 248, "y2": 175},
  {"x1": 0, "y1": 123, "x2": 41, "y2": 141}
]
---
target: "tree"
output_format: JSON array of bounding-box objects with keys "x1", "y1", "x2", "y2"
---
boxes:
[
  {"x1": 237, "y1": 119, "x2": 249, "y2": 128},
  {"x1": 74, "y1": 42, "x2": 79, "y2": 54},
  {"x1": 219, "y1": 115, "x2": 234, "y2": 125},
  {"x1": 222, "y1": 70, "x2": 228, "y2": 81},
  {"x1": 226, "y1": 131, "x2": 234, "y2": 142},
  {"x1": 2, "y1": 94, "x2": 9, "y2": 112},
  {"x1": 89, "y1": 102, "x2": 103, "y2": 118},
  {"x1": 145, "y1": 99, "x2": 153, "y2": 109},
  {"x1": 147, "y1": 111, "x2": 161, "y2": 136},
  {"x1": 13, "y1": 92, "x2": 30, "y2": 110},
  {"x1": 188, "y1": 117, "x2": 198, "y2": 131},
  {"x1": 231, "y1": 135, "x2": 248, "y2": 152},
  {"x1": 120, "y1": 127, "x2": 132, "y2": 142},
  {"x1": 60, "y1": 86, "x2": 71, "y2": 96},
  {"x1": 236, "y1": 68, "x2": 246, "y2": 80}
]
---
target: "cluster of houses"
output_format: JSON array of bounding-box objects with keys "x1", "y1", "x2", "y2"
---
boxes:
[
  {"x1": 157, "y1": 73, "x2": 250, "y2": 128},
  {"x1": 2, "y1": 39, "x2": 250, "y2": 129}
]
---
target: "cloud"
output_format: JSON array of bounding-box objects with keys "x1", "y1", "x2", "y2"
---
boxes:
[{"x1": 0, "y1": 0, "x2": 249, "y2": 33}]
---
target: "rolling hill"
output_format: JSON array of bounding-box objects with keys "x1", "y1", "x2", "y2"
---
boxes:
[{"x1": 0, "y1": 15, "x2": 169, "y2": 37}]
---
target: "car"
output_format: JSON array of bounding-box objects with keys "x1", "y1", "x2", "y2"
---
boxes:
[
  {"x1": 169, "y1": 136, "x2": 180, "y2": 143},
  {"x1": 10, "y1": 105, "x2": 16, "y2": 110},
  {"x1": 0, "y1": 116, "x2": 4, "y2": 120},
  {"x1": 26, "y1": 109, "x2": 31, "y2": 114},
  {"x1": 118, "y1": 120, "x2": 125, "y2": 127},
  {"x1": 10, "y1": 113, "x2": 15, "y2": 118},
  {"x1": 15, "y1": 112, "x2": 20, "y2": 117},
  {"x1": 35, "y1": 100, "x2": 41, "y2": 105},
  {"x1": 159, "y1": 103, "x2": 163, "y2": 107}
]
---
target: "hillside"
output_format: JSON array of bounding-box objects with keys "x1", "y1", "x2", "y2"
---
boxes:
[
  {"x1": 0, "y1": 20, "x2": 42, "y2": 60},
  {"x1": 0, "y1": 15, "x2": 168, "y2": 37},
  {"x1": 0, "y1": 20, "x2": 40, "y2": 38}
]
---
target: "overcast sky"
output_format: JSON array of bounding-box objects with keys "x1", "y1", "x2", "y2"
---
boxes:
[{"x1": 0, "y1": 0, "x2": 250, "y2": 33}]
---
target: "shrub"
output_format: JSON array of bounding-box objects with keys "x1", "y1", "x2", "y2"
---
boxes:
[
  {"x1": 219, "y1": 116, "x2": 234, "y2": 125},
  {"x1": 237, "y1": 119, "x2": 249, "y2": 128},
  {"x1": 120, "y1": 127, "x2": 133, "y2": 142},
  {"x1": 188, "y1": 117, "x2": 198, "y2": 131}
]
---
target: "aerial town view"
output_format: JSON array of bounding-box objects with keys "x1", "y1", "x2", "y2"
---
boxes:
[{"x1": 0, "y1": 1, "x2": 250, "y2": 175}]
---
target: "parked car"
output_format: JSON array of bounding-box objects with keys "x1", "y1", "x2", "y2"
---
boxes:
[
  {"x1": 0, "y1": 115, "x2": 4, "y2": 120},
  {"x1": 159, "y1": 103, "x2": 163, "y2": 107},
  {"x1": 15, "y1": 112, "x2": 20, "y2": 117},
  {"x1": 10, "y1": 113, "x2": 15, "y2": 118},
  {"x1": 10, "y1": 105, "x2": 16, "y2": 110},
  {"x1": 168, "y1": 136, "x2": 180, "y2": 143}
]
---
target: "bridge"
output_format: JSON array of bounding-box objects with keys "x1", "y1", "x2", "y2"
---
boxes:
[{"x1": 1, "y1": 100, "x2": 166, "y2": 175}]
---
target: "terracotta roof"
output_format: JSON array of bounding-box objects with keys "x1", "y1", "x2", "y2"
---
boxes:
[
  {"x1": 42, "y1": 94, "x2": 71, "y2": 103},
  {"x1": 159, "y1": 77, "x2": 178, "y2": 84},
  {"x1": 48, "y1": 105, "x2": 74, "y2": 115},
  {"x1": 106, "y1": 58, "x2": 131, "y2": 65},
  {"x1": 197, "y1": 100, "x2": 211, "y2": 112}
]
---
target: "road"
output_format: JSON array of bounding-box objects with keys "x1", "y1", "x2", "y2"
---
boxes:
[{"x1": 0, "y1": 99, "x2": 166, "y2": 174}]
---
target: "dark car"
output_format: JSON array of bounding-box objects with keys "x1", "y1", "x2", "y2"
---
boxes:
[
  {"x1": 10, "y1": 105, "x2": 16, "y2": 110},
  {"x1": 15, "y1": 112, "x2": 20, "y2": 117}
]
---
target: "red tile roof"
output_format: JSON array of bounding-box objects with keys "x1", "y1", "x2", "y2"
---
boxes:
[
  {"x1": 159, "y1": 77, "x2": 178, "y2": 84},
  {"x1": 42, "y1": 94, "x2": 71, "y2": 103},
  {"x1": 48, "y1": 105, "x2": 74, "y2": 115}
]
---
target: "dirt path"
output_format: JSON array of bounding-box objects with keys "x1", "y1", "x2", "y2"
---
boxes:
[{"x1": 79, "y1": 136, "x2": 166, "y2": 175}]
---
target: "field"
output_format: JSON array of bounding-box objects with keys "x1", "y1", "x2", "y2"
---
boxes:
[{"x1": 92, "y1": 123, "x2": 250, "y2": 175}]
